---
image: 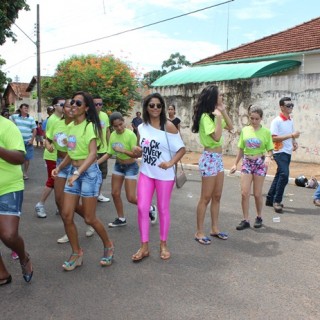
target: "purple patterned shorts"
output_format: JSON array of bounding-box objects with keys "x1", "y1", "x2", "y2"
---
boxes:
[
  {"x1": 241, "y1": 156, "x2": 267, "y2": 176},
  {"x1": 199, "y1": 151, "x2": 224, "y2": 177}
]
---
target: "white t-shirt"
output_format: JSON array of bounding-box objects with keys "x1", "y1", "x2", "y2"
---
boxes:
[
  {"x1": 270, "y1": 115, "x2": 294, "y2": 155},
  {"x1": 138, "y1": 123, "x2": 185, "y2": 181}
]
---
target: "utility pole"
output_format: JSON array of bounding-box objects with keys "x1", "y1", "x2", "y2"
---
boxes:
[{"x1": 36, "y1": 4, "x2": 41, "y2": 121}]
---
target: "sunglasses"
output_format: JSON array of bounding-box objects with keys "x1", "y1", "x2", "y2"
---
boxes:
[
  {"x1": 148, "y1": 103, "x2": 162, "y2": 109},
  {"x1": 95, "y1": 103, "x2": 103, "y2": 107},
  {"x1": 55, "y1": 102, "x2": 65, "y2": 107},
  {"x1": 284, "y1": 103, "x2": 294, "y2": 109},
  {"x1": 70, "y1": 99, "x2": 83, "y2": 107}
]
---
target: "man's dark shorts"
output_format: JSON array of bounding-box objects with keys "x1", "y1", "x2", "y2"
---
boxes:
[{"x1": 97, "y1": 153, "x2": 108, "y2": 179}]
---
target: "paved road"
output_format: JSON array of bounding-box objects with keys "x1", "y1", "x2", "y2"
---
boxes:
[{"x1": 1, "y1": 148, "x2": 320, "y2": 320}]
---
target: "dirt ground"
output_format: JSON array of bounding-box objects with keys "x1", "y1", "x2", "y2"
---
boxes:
[{"x1": 183, "y1": 151, "x2": 320, "y2": 180}]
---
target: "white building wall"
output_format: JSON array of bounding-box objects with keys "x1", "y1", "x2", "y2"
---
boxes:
[{"x1": 143, "y1": 73, "x2": 320, "y2": 164}]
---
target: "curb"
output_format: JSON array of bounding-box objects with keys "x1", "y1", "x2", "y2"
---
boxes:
[{"x1": 183, "y1": 163, "x2": 296, "y2": 185}]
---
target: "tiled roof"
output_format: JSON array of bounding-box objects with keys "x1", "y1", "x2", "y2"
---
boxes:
[
  {"x1": 8, "y1": 82, "x2": 30, "y2": 98},
  {"x1": 194, "y1": 17, "x2": 320, "y2": 65}
]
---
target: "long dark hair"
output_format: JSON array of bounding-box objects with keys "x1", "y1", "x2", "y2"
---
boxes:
[
  {"x1": 142, "y1": 92, "x2": 167, "y2": 128},
  {"x1": 71, "y1": 91, "x2": 102, "y2": 141},
  {"x1": 191, "y1": 85, "x2": 219, "y2": 133}
]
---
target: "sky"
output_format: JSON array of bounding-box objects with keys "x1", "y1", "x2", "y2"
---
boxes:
[{"x1": 0, "y1": 0, "x2": 319, "y2": 83}]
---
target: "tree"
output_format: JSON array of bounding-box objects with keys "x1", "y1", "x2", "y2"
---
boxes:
[
  {"x1": 41, "y1": 54, "x2": 140, "y2": 116},
  {"x1": 0, "y1": 1, "x2": 30, "y2": 45},
  {"x1": 0, "y1": 1, "x2": 29, "y2": 92},
  {"x1": 142, "y1": 52, "x2": 191, "y2": 86},
  {"x1": 161, "y1": 52, "x2": 191, "y2": 73}
]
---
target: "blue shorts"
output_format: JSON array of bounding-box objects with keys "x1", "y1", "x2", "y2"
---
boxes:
[
  {"x1": 56, "y1": 158, "x2": 72, "y2": 179},
  {"x1": 64, "y1": 163, "x2": 102, "y2": 197},
  {"x1": 113, "y1": 161, "x2": 139, "y2": 179},
  {"x1": 0, "y1": 191, "x2": 24, "y2": 217},
  {"x1": 24, "y1": 143, "x2": 34, "y2": 160},
  {"x1": 199, "y1": 151, "x2": 224, "y2": 177}
]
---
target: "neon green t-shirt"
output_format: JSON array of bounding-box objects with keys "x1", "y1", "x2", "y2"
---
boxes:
[
  {"x1": 0, "y1": 116, "x2": 25, "y2": 195},
  {"x1": 107, "y1": 128, "x2": 137, "y2": 160},
  {"x1": 97, "y1": 111, "x2": 110, "y2": 154},
  {"x1": 47, "y1": 118, "x2": 70, "y2": 153},
  {"x1": 43, "y1": 114, "x2": 61, "y2": 161},
  {"x1": 67, "y1": 120, "x2": 97, "y2": 160},
  {"x1": 238, "y1": 125, "x2": 274, "y2": 155},
  {"x1": 199, "y1": 113, "x2": 226, "y2": 148}
]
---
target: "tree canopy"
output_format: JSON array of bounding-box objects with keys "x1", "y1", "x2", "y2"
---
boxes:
[
  {"x1": 0, "y1": 0, "x2": 29, "y2": 91},
  {"x1": 0, "y1": 0, "x2": 30, "y2": 45},
  {"x1": 142, "y1": 52, "x2": 191, "y2": 86},
  {"x1": 41, "y1": 54, "x2": 140, "y2": 115}
]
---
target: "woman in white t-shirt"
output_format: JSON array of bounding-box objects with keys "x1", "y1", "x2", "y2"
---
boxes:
[{"x1": 132, "y1": 93, "x2": 186, "y2": 261}]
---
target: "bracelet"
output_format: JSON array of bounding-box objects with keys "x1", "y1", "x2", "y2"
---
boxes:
[{"x1": 265, "y1": 155, "x2": 271, "y2": 158}]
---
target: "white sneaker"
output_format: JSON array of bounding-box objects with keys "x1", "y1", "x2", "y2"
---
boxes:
[
  {"x1": 149, "y1": 205, "x2": 158, "y2": 225},
  {"x1": 57, "y1": 234, "x2": 69, "y2": 244},
  {"x1": 97, "y1": 194, "x2": 110, "y2": 202},
  {"x1": 85, "y1": 226, "x2": 95, "y2": 237},
  {"x1": 35, "y1": 203, "x2": 47, "y2": 218}
]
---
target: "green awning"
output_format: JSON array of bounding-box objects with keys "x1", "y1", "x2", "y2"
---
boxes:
[{"x1": 151, "y1": 60, "x2": 301, "y2": 87}]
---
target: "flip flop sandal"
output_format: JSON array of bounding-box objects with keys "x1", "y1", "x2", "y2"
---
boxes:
[
  {"x1": 194, "y1": 236, "x2": 211, "y2": 245},
  {"x1": 210, "y1": 232, "x2": 228, "y2": 240}
]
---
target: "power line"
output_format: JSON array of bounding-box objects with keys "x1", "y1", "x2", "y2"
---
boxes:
[{"x1": 42, "y1": 0, "x2": 234, "y2": 54}]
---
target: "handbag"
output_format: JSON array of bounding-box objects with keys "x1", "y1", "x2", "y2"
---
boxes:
[
  {"x1": 164, "y1": 125, "x2": 187, "y2": 188},
  {"x1": 175, "y1": 161, "x2": 187, "y2": 188}
]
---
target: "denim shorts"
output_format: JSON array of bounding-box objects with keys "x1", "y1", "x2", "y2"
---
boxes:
[
  {"x1": 24, "y1": 143, "x2": 34, "y2": 160},
  {"x1": 113, "y1": 161, "x2": 139, "y2": 179},
  {"x1": 64, "y1": 163, "x2": 102, "y2": 197},
  {"x1": 199, "y1": 151, "x2": 224, "y2": 177},
  {"x1": 56, "y1": 158, "x2": 72, "y2": 179},
  {"x1": 0, "y1": 191, "x2": 24, "y2": 217},
  {"x1": 241, "y1": 156, "x2": 267, "y2": 176}
]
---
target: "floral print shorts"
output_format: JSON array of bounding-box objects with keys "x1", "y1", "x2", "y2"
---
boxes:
[
  {"x1": 199, "y1": 151, "x2": 224, "y2": 177},
  {"x1": 241, "y1": 156, "x2": 267, "y2": 176}
]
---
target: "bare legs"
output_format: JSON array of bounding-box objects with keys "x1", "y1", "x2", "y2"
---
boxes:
[
  {"x1": 195, "y1": 171, "x2": 224, "y2": 239},
  {"x1": 241, "y1": 174, "x2": 265, "y2": 220},
  {"x1": 0, "y1": 216, "x2": 32, "y2": 280}
]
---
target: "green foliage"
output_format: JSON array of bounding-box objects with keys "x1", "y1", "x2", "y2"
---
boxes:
[
  {"x1": 0, "y1": 58, "x2": 11, "y2": 93},
  {"x1": 161, "y1": 52, "x2": 191, "y2": 73},
  {"x1": 0, "y1": 1, "x2": 29, "y2": 90},
  {"x1": 41, "y1": 54, "x2": 140, "y2": 115},
  {"x1": 0, "y1": 0, "x2": 30, "y2": 45},
  {"x1": 142, "y1": 52, "x2": 191, "y2": 86}
]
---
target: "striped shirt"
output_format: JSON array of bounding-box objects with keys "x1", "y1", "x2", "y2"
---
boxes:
[{"x1": 10, "y1": 114, "x2": 37, "y2": 142}]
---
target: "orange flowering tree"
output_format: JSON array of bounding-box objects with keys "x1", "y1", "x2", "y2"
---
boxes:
[{"x1": 41, "y1": 54, "x2": 140, "y2": 115}]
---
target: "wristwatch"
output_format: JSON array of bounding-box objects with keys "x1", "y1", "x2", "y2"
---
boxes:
[{"x1": 73, "y1": 170, "x2": 80, "y2": 176}]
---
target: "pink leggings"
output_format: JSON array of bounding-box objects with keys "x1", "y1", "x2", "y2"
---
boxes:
[{"x1": 137, "y1": 172, "x2": 175, "y2": 242}]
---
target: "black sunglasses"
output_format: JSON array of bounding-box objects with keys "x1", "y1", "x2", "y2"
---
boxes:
[
  {"x1": 95, "y1": 103, "x2": 103, "y2": 107},
  {"x1": 55, "y1": 102, "x2": 65, "y2": 107},
  {"x1": 284, "y1": 103, "x2": 294, "y2": 108},
  {"x1": 70, "y1": 99, "x2": 83, "y2": 107},
  {"x1": 148, "y1": 103, "x2": 162, "y2": 109}
]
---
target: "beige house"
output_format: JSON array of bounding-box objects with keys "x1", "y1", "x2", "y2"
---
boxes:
[{"x1": 151, "y1": 17, "x2": 320, "y2": 164}]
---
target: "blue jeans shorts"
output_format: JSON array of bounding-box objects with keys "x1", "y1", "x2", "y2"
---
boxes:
[
  {"x1": 0, "y1": 191, "x2": 24, "y2": 217},
  {"x1": 24, "y1": 143, "x2": 34, "y2": 160},
  {"x1": 113, "y1": 161, "x2": 139, "y2": 180},
  {"x1": 64, "y1": 163, "x2": 102, "y2": 197},
  {"x1": 199, "y1": 151, "x2": 224, "y2": 177},
  {"x1": 56, "y1": 158, "x2": 72, "y2": 179}
]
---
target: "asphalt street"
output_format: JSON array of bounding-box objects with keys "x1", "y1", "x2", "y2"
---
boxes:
[{"x1": 1, "y1": 147, "x2": 320, "y2": 320}]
